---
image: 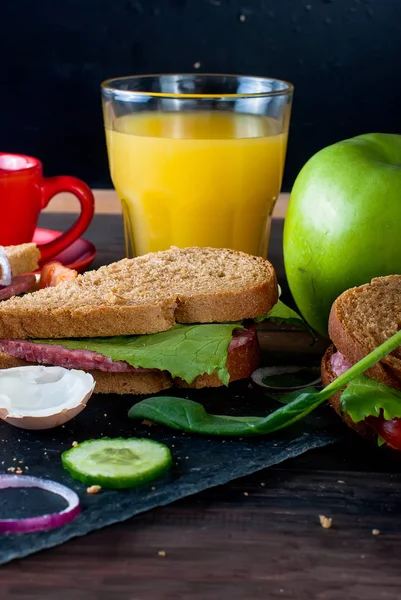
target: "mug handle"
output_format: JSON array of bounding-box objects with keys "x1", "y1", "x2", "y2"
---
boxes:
[{"x1": 38, "y1": 176, "x2": 95, "y2": 263}]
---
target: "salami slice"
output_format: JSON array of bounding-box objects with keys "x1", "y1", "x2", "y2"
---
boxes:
[
  {"x1": 0, "y1": 275, "x2": 36, "y2": 301},
  {"x1": 0, "y1": 329, "x2": 256, "y2": 373}
]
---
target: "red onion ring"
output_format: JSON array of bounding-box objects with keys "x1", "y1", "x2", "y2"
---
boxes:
[
  {"x1": 0, "y1": 247, "x2": 12, "y2": 287},
  {"x1": 0, "y1": 475, "x2": 80, "y2": 534}
]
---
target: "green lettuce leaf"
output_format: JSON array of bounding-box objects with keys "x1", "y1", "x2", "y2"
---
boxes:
[
  {"x1": 340, "y1": 374, "x2": 401, "y2": 423},
  {"x1": 255, "y1": 299, "x2": 315, "y2": 337},
  {"x1": 36, "y1": 323, "x2": 242, "y2": 385}
]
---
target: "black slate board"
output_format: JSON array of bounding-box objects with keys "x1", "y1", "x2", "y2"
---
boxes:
[{"x1": 0, "y1": 381, "x2": 342, "y2": 565}]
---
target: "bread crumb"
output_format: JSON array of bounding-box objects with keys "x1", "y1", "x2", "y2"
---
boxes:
[
  {"x1": 7, "y1": 467, "x2": 15, "y2": 472},
  {"x1": 239, "y1": 14, "x2": 246, "y2": 21},
  {"x1": 158, "y1": 550, "x2": 166, "y2": 557},
  {"x1": 319, "y1": 515, "x2": 332, "y2": 529},
  {"x1": 15, "y1": 468, "x2": 23, "y2": 475},
  {"x1": 193, "y1": 61, "x2": 201, "y2": 69},
  {"x1": 337, "y1": 480, "x2": 345, "y2": 484},
  {"x1": 151, "y1": 486, "x2": 156, "y2": 491},
  {"x1": 372, "y1": 528, "x2": 381, "y2": 536},
  {"x1": 72, "y1": 441, "x2": 78, "y2": 447},
  {"x1": 243, "y1": 492, "x2": 249, "y2": 497},
  {"x1": 142, "y1": 419, "x2": 155, "y2": 427},
  {"x1": 87, "y1": 485, "x2": 102, "y2": 494},
  {"x1": 260, "y1": 482, "x2": 266, "y2": 487}
]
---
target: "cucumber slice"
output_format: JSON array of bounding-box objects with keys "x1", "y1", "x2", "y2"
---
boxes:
[{"x1": 61, "y1": 437, "x2": 173, "y2": 489}]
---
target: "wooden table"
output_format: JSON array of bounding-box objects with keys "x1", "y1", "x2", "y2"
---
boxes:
[{"x1": 1, "y1": 200, "x2": 401, "y2": 599}]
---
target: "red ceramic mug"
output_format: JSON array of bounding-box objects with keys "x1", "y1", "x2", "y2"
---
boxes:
[{"x1": 0, "y1": 153, "x2": 94, "y2": 262}]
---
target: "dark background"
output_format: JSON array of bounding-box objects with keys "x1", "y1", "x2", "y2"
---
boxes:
[{"x1": 2, "y1": 0, "x2": 401, "y2": 191}]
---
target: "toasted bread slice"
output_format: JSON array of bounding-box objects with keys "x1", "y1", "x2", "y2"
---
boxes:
[
  {"x1": 328, "y1": 275, "x2": 401, "y2": 389},
  {"x1": 0, "y1": 247, "x2": 277, "y2": 339},
  {"x1": 4, "y1": 243, "x2": 40, "y2": 276},
  {"x1": 0, "y1": 329, "x2": 259, "y2": 394},
  {"x1": 88, "y1": 370, "x2": 172, "y2": 395}
]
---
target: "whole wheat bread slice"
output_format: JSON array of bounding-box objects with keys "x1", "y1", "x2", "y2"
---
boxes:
[
  {"x1": 0, "y1": 247, "x2": 277, "y2": 339},
  {"x1": 328, "y1": 275, "x2": 401, "y2": 389},
  {"x1": 0, "y1": 330, "x2": 259, "y2": 394},
  {"x1": 3, "y1": 243, "x2": 40, "y2": 277}
]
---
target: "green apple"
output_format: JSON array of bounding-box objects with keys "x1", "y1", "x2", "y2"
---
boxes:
[{"x1": 283, "y1": 133, "x2": 401, "y2": 337}]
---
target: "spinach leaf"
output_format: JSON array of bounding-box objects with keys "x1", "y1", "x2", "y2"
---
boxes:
[
  {"x1": 128, "y1": 389, "x2": 323, "y2": 436},
  {"x1": 129, "y1": 329, "x2": 401, "y2": 436}
]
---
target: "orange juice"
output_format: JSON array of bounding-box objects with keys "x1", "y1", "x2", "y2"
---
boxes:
[{"x1": 105, "y1": 111, "x2": 287, "y2": 256}]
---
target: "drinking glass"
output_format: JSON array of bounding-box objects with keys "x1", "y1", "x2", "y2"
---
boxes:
[{"x1": 102, "y1": 74, "x2": 293, "y2": 258}]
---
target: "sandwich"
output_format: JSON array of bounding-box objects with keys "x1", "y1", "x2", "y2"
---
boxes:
[
  {"x1": 0, "y1": 243, "x2": 40, "y2": 300},
  {"x1": 321, "y1": 275, "x2": 401, "y2": 450},
  {"x1": 0, "y1": 247, "x2": 279, "y2": 395}
]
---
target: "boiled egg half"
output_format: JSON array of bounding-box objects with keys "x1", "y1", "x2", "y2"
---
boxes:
[{"x1": 0, "y1": 366, "x2": 95, "y2": 430}]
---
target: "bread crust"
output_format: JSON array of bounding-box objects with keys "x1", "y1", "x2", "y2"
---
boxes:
[
  {"x1": 321, "y1": 344, "x2": 376, "y2": 441},
  {"x1": 328, "y1": 276, "x2": 401, "y2": 391},
  {"x1": 91, "y1": 370, "x2": 172, "y2": 395},
  {"x1": 0, "y1": 301, "x2": 177, "y2": 339},
  {"x1": 175, "y1": 263, "x2": 278, "y2": 324}
]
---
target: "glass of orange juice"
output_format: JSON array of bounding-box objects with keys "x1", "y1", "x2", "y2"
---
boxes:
[{"x1": 101, "y1": 74, "x2": 293, "y2": 258}]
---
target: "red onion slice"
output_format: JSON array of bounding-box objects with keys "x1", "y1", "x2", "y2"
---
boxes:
[
  {"x1": 0, "y1": 247, "x2": 12, "y2": 286},
  {"x1": 0, "y1": 474, "x2": 80, "y2": 534}
]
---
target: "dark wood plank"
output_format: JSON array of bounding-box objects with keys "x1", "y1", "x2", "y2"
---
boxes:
[
  {"x1": 2, "y1": 215, "x2": 400, "y2": 599},
  {"x1": 1, "y1": 463, "x2": 401, "y2": 599}
]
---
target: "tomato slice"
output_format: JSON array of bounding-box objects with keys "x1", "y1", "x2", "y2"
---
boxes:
[
  {"x1": 39, "y1": 262, "x2": 78, "y2": 288},
  {"x1": 365, "y1": 415, "x2": 401, "y2": 451}
]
